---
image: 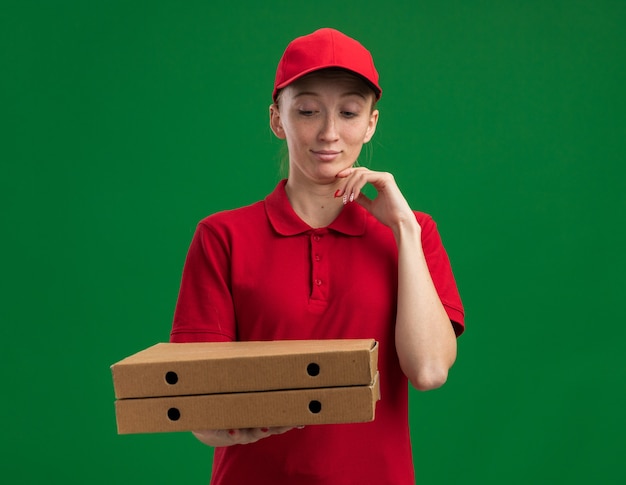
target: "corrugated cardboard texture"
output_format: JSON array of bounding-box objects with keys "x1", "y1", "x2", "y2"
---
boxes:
[
  {"x1": 111, "y1": 339, "x2": 378, "y2": 399},
  {"x1": 115, "y1": 373, "x2": 380, "y2": 434}
]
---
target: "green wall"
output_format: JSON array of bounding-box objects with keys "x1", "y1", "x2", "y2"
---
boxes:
[{"x1": 2, "y1": 1, "x2": 625, "y2": 483}]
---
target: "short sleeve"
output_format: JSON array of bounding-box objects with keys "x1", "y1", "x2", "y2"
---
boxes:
[
  {"x1": 416, "y1": 212, "x2": 465, "y2": 336},
  {"x1": 170, "y1": 221, "x2": 236, "y2": 343}
]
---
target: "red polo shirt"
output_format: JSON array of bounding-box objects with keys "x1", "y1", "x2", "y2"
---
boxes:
[{"x1": 171, "y1": 180, "x2": 464, "y2": 484}]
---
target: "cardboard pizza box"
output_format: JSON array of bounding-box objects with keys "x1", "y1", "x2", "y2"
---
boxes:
[
  {"x1": 111, "y1": 339, "x2": 378, "y2": 399},
  {"x1": 115, "y1": 372, "x2": 380, "y2": 434}
]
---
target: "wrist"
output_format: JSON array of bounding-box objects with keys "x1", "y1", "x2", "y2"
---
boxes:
[{"x1": 391, "y1": 215, "x2": 421, "y2": 242}]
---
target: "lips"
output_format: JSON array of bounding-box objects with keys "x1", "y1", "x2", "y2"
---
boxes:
[{"x1": 311, "y1": 150, "x2": 341, "y2": 162}]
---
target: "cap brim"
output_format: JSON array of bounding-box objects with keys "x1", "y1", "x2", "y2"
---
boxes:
[{"x1": 273, "y1": 65, "x2": 382, "y2": 101}]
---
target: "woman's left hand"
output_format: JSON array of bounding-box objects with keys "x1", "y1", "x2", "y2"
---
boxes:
[
  {"x1": 335, "y1": 167, "x2": 416, "y2": 232},
  {"x1": 337, "y1": 167, "x2": 457, "y2": 391}
]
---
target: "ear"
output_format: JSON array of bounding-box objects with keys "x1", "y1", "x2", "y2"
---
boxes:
[
  {"x1": 363, "y1": 109, "x2": 379, "y2": 143},
  {"x1": 269, "y1": 104, "x2": 286, "y2": 140}
]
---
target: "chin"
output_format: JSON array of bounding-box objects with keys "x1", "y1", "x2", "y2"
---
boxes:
[{"x1": 313, "y1": 170, "x2": 343, "y2": 185}]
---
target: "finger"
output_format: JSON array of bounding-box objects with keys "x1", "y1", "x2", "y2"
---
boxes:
[
  {"x1": 336, "y1": 166, "x2": 369, "y2": 197},
  {"x1": 268, "y1": 426, "x2": 296, "y2": 435},
  {"x1": 335, "y1": 168, "x2": 358, "y2": 199},
  {"x1": 243, "y1": 427, "x2": 272, "y2": 443},
  {"x1": 335, "y1": 167, "x2": 354, "y2": 179},
  {"x1": 228, "y1": 428, "x2": 258, "y2": 444},
  {"x1": 343, "y1": 170, "x2": 370, "y2": 204},
  {"x1": 193, "y1": 429, "x2": 242, "y2": 447},
  {"x1": 226, "y1": 428, "x2": 242, "y2": 442},
  {"x1": 241, "y1": 426, "x2": 293, "y2": 443}
]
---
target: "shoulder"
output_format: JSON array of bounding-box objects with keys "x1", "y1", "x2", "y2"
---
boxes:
[
  {"x1": 198, "y1": 200, "x2": 266, "y2": 232},
  {"x1": 414, "y1": 211, "x2": 442, "y2": 238},
  {"x1": 413, "y1": 211, "x2": 446, "y2": 249},
  {"x1": 197, "y1": 181, "x2": 286, "y2": 233}
]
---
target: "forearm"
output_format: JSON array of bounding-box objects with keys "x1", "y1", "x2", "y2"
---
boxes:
[{"x1": 393, "y1": 218, "x2": 457, "y2": 391}]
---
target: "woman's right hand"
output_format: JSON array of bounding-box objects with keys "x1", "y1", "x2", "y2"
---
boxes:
[{"x1": 192, "y1": 426, "x2": 296, "y2": 447}]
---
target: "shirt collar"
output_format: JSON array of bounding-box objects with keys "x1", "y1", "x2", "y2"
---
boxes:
[{"x1": 265, "y1": 180, "x2": 367, "y2": 236}]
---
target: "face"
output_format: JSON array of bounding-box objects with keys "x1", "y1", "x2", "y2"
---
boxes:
[{"x1": 270, "y1": 71, "x2": 379, "y2": 186}]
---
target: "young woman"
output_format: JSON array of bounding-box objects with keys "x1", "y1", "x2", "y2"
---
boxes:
[{"x1": 171, "y1": 27, "x2": 464, "y2": 484}]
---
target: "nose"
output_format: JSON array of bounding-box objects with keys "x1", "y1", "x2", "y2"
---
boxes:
[{"x1": 318, "y1": 113, "x2": 339, "y2": 142}]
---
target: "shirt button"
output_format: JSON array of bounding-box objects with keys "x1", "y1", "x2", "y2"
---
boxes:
[
  {"x1": 313, "y1": 235, "x2": 320, "y2": 242},
  {"x1": 315, "y1": 279, "x2": 322, "y2": 286},
  {"x1": 314, "y1": 254, "x2": 320, "y2": 262}
]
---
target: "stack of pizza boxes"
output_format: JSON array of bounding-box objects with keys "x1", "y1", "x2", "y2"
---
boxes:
[{"x1": 111, "y1": 339, "x2": 380, "y2": 434}]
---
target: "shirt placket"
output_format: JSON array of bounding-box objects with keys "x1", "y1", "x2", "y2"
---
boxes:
[{"x1": 309, "y1": 229, "x2": 329, "y2": 302}]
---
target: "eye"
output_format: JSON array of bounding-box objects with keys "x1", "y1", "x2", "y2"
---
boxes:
[
  {"x1": 298, "y1": 109, "x2": 315, "y2": 117},
  {"x1": 340, "y1": 103, "x2": 364, "y2": 118}
]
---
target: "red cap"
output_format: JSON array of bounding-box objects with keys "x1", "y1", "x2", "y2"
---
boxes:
[{"x1": 273, "y1": 28, "x2": 382, "y2": 102}]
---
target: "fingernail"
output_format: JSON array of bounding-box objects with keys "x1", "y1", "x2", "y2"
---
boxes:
[
  {"x1": 228, "y1": 429, "x2": 235, "y2": 435},
  {"x1": 261, "y1": 428, "x2": 269, "y2": 432},
  {"x1": 297, "y1": 426, "x2": 305, "y2": 429},
  {"x1": 334, "y1": 189, "x2": 341, "y2": 198},
  {"x1": 349, "y1": 193, "x2": 354, "y2": 202},
  {"x1": 342, "y1": 194, "x2": 348, "y2": 205}
]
